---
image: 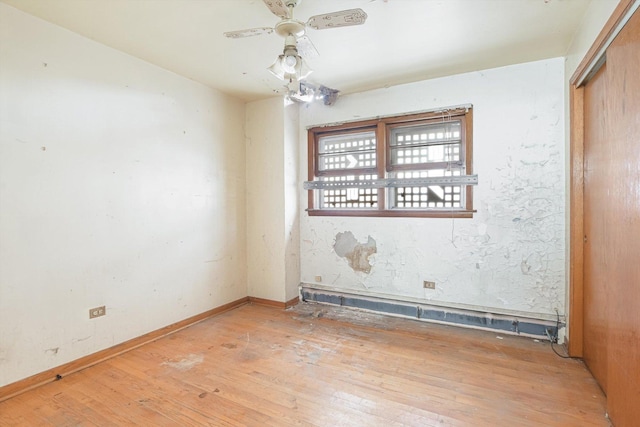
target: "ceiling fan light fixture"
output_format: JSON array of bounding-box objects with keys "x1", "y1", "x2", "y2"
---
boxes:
[
  {"x1": 283, "y1": 54, "x2": 298, "y2": 73},
  {"x1": 225, "y1": 2, "x2": 369, "y2": 86},
  {"x1": 267, "y1": 52, "x2": 312, "y2": 82}
]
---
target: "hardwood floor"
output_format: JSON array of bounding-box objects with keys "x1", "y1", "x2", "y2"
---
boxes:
[{"x1": 0, "y1": 303, "x2": 609, "y2": 426}]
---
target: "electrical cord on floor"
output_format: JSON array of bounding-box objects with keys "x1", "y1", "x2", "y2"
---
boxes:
[
  {"x1": 549, "y1": 309, "x2": 572, "y2": 359},
  {"x1": 551, "y1": 340, "x2": 572, "y2": 358}
]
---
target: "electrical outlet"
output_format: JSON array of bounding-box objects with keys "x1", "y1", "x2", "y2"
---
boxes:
[
  {"x1": 314, "y1": 275, "x2": 322, "y2": 282},
  {"x1": 89, "y1": 306, "x2": 106, "y2": 319},
  {"x1": 423, "y1": 280, "x2": 436, "y2": 289}
]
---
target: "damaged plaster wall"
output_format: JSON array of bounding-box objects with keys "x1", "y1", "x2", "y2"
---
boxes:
[
  {"x1": 334, "y1": 232, "x2": 377, "y2": 274},
  {"x1": 299, "y1": 58, "x2": 566, "y2": 317}
]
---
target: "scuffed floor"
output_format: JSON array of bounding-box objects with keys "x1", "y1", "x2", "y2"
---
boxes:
[{"x1": 1, "y1": 302, "x2": 609, "y2": 426}]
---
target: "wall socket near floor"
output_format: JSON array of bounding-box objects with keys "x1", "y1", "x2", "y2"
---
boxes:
[
  {"x1": 314, "y1": 275, "x2": 322, "y2": 282},
  {"x1": 423, "y1": 280, "x2": 436, "y2": 289},
  {"x1": 89, "y1": 305, "x2": 106, "y2": 319}
]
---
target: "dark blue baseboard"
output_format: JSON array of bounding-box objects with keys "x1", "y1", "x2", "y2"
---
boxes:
[{"x1": 301, "y1": 287, "x2": 561, "y2": 339}]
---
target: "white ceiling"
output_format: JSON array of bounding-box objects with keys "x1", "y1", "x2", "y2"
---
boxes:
[{"x1": 1, "y1": 0, "x2": 590, "y2": 102}]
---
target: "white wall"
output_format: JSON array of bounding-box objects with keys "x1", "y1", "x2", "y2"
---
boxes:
[
  {"x1": 299, "y1": 58, "x2": 566, "y2": 318},
  {"x1": 0, "y1": 4, "x2": 246, "y2": 387},
  {"x1": 245, "y1": 98, "x2": 300, "y2": 302},
  {"x1": 246, "y1": 98, "x2": 286, "y2": 301},
  {"x1": 564, "y1": 0, "x2": 619, "y2": 79},
  {"x1": 283, "y1": 102, "x2": 301, "y2": 301}
]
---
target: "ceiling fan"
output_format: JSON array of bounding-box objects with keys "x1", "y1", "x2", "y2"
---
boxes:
[{"x1": 224, "y1": 0, "x2": 368, "y2": 82}]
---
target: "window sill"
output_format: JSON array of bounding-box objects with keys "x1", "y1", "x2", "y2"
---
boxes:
[{"x1": 306, "y1": 209, "x2": 475, "y2": 218}]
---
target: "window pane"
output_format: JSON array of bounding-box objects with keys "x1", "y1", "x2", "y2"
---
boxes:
[
  {"x1": 318, "y1": 174, "x2": 378, "y2": 209},
  {"x1": 318, "y1": 131, "x2": 376, "y2": 172},
  {"x1": 390, "y1": 121, "x2": 462, "y2": 167},
  {"x1": 389, "y1": 170, "x2": 464, "y2": 209}
]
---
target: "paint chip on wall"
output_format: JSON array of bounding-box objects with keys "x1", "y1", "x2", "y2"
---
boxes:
[{"x1": 333, "y1": 231, "x2": 377, "y2": 274}]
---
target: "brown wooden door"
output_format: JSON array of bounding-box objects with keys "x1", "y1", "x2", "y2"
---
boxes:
[
  {"x1": 582, "y1": 62, "x2": 609, "y2": 394},
  {"x1": 581, "y1": 8, "x2": 640, "y2": 426},
  {"x1": 602, "y1": 8, "x2": 640, "y2": 425}
]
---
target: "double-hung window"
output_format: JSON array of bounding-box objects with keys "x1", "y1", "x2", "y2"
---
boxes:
[{"x1": 305, "y1": 107, "x2": 475, "y2": 218}]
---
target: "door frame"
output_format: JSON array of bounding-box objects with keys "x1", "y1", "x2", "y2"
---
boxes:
[{"x1": 568, "y1": 0, "x2": 638, "y2": 357}]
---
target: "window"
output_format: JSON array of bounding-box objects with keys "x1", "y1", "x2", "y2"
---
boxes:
[{"x1": 305, "y1": 107, "x2": 475, "y2": 217}]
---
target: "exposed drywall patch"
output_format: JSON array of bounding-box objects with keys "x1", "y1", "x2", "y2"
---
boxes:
[{"x1": 334, "y1": 231, "x2": 377, "y2": 274}]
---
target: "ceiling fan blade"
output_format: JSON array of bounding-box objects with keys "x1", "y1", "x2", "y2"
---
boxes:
[
  {"x1": 223, "y1": 27, "x2": 274, "y2": 39},
  {"x1": 263, "y1": 0, "x2": 289, "y2": 18},
  {"x1": 307, "y1": 8, "x2": 368, "y2": 30},
  {"x1": 296, "y1": 35, "x2": 319, "y2": 59}
]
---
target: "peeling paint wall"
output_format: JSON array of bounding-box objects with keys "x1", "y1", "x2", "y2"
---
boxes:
[
  {"x1": 0, "y1": 4, "x2": 247, "y2": 387},
  {"x1": 299, "y1": 58, "x2": 566, "y2": 317}
]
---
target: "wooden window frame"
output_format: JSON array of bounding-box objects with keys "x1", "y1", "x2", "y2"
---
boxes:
[{"x1": 307, "y1": 108, "x2": 474, "y2": 218}]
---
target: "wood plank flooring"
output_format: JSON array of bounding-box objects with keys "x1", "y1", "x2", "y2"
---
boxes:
[{"x1": 0, "y1": 303, "x2": 609, "y2": 426}]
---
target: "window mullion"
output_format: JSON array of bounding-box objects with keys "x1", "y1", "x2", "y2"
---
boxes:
[
  {"x1": 376, "y1": 121, "x2": 386, "y2": 211},
  {"x1": 464, "y1": 109, "x2": 473, "y2": 211}
]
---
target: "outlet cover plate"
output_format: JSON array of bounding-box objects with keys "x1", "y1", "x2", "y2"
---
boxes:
[
  {"x1": 89, "y1": 306, "x2": 106, "y2": 319},
  {"x1": 423, "y1": 281, "x2": 436, "y2": 289}
]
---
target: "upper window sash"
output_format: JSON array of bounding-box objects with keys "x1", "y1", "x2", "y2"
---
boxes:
[
  {"x1": 387, "y1": 118, "x2": 465, "y2": 172},
  {"x1": 316, "y1": 129, "x2": 377, "y2": 176}
]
